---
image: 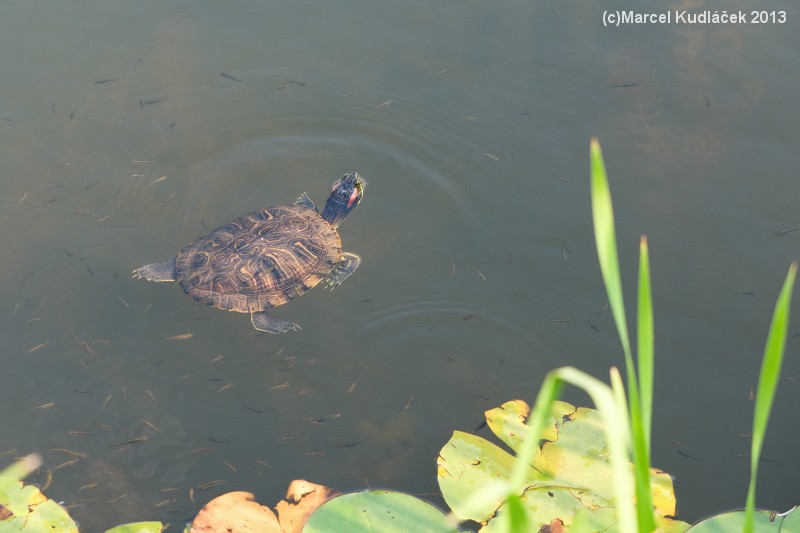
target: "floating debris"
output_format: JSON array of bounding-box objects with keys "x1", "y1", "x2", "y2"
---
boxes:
[
  {"x1": 463, "y1": 308, "x2": 485, "y2": 321},
  {"x1": 26, "y1": 342, "x2": 49, "y2": 353},
  {"x1": 77, "y1": 482, "x2": 99, "y2": 493},
  {"x1": 53, "y1": 459, "x2": 80, "y2": 470},
  {"x1": 110, "y1": 436, "x2": 147, "y2": 447},
  {"x1": 166, "y1": 332, "x2": 192, "y2": 341},
  {"x1": 267, "y1": 382, "x2": 289, "y2": 392},
  {"x1": 197, "y1": 480, "x2": 226, "y2": 492},
  {"x1": 189, "y1": 447, "x2": 214, "y2": 455},
  {"x1": 67, "y1": 430, "x2": 97, "y2": 437},
  {"x1": 242, "y1": 405, "x2": 271, "y2": 414},
  {"x1": 215, "y1": 383, "x2": 233, "y2": 394},
  {"x1": 41, "y1": 470, "x2": 53, "y2": 492},
  {"x1": 331, "y1": 435, "x2": 369, "y2": 448},
  {"x1": 403, "y1": 394, "x2": 414, "y2": 410},
  {"x1": 141, "y1": 419, "x2": 160, "y2": 432},
  {"x1": 775, "y1": 226, "x2": 800, "y2": 236},
  {"x1": 111, "y1": 293, "x2": 129, "y2": 308},
  {"x1": 220, "y1": 72, "x2": 242, "y2": 82}
]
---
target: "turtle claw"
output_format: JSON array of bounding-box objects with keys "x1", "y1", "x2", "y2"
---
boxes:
[
  {"x1": 132, "y1": 259, "x2": 177, "y2": 282},
  {"x1": 324, "y1": 252, "x2": 361, "y2": 291},
  {"x1": 251, "y1": 311, "x2": 301, "y2": 334}
]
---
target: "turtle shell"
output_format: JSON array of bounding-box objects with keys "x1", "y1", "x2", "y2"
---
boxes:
[{"x1": 175, "y1": 205, "x2": 341, "y2": 313}]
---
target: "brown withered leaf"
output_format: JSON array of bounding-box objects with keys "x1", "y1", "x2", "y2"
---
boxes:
[
  {"x1": 189, "y1": 491, "x2": 280, "y2": 532},
  {"x1": 189, "y1": 481, "x2": 339, "y2": 533},
  {"x1": 276, "y1": 480, "x2": 340, "y2": 532},
  {"x1": 0, "y1": 503, "x2": 13, "y2": 520}
]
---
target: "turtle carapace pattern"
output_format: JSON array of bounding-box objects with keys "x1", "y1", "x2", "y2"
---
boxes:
[{"x1": 132, "y1": 171, "x2": 365, "y2": 333}]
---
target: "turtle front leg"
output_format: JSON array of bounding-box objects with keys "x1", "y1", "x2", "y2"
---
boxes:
[
  {"x1": 251, "y1": 311, "x2": 301, "y2": 334},
  {"x1": 132, "y1": 258, "x2": 178, "y2": 282},
  {"x1": 324, "y1": 252, "x2": 361, "y2": 290}
]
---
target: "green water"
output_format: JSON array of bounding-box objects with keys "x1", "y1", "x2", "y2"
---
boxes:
[{"x1": 1, "y1": 0, "x2": 798, "y2": 527}]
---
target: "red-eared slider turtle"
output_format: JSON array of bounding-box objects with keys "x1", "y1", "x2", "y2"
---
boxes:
[{"x1": 132, "y1": 172, "x2": 365, "y2": 333}]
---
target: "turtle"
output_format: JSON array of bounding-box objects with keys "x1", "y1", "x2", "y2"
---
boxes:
[{"x1": 132, "y1": 171, "x2": 365, "y2": 333}]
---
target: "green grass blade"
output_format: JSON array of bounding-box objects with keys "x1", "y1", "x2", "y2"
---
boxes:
[
  {"x1": 744, "y1": 262, "x2": 797, "y2": 533},
  {"x1": 505, "y1": 493, "x2": 530, "y2": 533},
  {"x1": 590, "y1": 139, "x2": 655, "y2": 532},
  {"x1": 505, "y1": 365, "x2": 658, "y2": 533},
  {"x1": 555, "y1": 366, "x2": 637, "y2": 533},
  {"x1": 590, "y1": 138, "x2": 633, "y2": 366},
  {"x1": 507, "y1": 374, "x2": 564, "y2": 490},
  {"x1": 637, "y1": 236, "x2": 654, "y2": 454}
]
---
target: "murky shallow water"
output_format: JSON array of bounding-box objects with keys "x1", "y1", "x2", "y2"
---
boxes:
[{"x1": 1, "y1": 0, "x2": 799, "y2": 527}]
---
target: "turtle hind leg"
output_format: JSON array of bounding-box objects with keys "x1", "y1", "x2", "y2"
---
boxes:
[
  {"x1": 324, "y1": 252, "x2": 361, "y2": 290},
  {"x1": 132, "y1": 258, "x2": 177, "y2": 282},
  {"x1": 251, "y1": 311, "x2": 301, "y2": 334}
]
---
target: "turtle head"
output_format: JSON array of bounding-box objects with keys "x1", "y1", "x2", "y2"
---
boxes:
[{"x1": 321, "y1": 171, "x2": 365, "y2": 228}]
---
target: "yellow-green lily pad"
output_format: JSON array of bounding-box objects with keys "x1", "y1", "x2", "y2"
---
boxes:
[
  {"x1": 437, "y1": 400, "x2": 688, "y2": 531},
  {"x1": 0, "y1": 476, "x2": 79, "y2": 532}
]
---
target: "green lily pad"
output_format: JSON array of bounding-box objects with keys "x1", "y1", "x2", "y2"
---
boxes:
[
  {"x1": 686, "y1": 506, "x2": 800, "y2": 532},
  {"x1": 105, "y1": 522, "x2": 165, "y2": 533},
  {"x1": 0, "y1": 476, "x2": 79, "y2": 532},
  {"x1": 302, "y1": 489, "x2": 460, "y2": 533},
  {"x1": 437, "y1": 400, "x2": 688, "y2": 531}
]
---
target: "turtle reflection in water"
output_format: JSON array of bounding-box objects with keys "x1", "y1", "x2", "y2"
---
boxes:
[{"x1": 132, "y1": 172, "x2": 365, "y2": 333}]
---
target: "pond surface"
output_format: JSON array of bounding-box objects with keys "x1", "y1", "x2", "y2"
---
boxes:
[{"x1": 1, "y1": 0, "x2": 798, "y2": 528}]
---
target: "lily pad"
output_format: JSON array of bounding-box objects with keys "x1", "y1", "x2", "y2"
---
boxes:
[
  {"x1": 0, "y1": 476, "x2": 79, "y2": 532},
  {"x1": 437, "y1": 400, "x2": 688, "y2": 531},
  {"x1": 302, "y1": 490, "x2": 459, "y2": 533},
  {"x1": 686, "y1": 506, "x2": 800, "y2": 532}
]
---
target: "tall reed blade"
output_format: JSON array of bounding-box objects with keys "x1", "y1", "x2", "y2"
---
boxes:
[
  {"x1": 590, "y1": 138, "x2": 655, "y2": 532},
  {"x1": 744, "y1": 262, "x2": 797, "y2": 533},
  {"x1": 590, "y1": 138, "x2": 633, "y2": 367},
  {"x1": 637, "y1": 236, "x2": 654, "y2": 454}
]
